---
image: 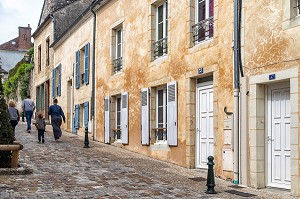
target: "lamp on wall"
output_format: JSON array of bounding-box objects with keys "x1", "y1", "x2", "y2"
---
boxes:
[{"x1": 24, "y1": 53, "x2": 30, "y2": 62}]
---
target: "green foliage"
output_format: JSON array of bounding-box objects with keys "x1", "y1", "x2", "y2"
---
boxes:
[
  {"x1": 0, "y1": 72, "x2": 14, "y2": 167},
  {"x1": 4, "y1": 63, "x2": 33, "y2": 100}
]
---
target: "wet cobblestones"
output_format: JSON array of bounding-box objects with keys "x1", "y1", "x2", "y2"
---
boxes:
[{"x1": 0, "y1": 123, "x2": 297, "y2": 198}]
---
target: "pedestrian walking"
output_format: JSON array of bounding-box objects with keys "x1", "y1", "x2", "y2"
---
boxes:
[
  {"x1": 33, "y1": 112, "x2": 46, "y2": 143},
  {"x1": 8, "y1": 100, "x2": 20, "y2": 137},
  {"x1": 22, "y1": 94, "x2": 35, "y2": 133},
  {"x1": 48, "y1": 98, "x2": 65, "y2": 141}
]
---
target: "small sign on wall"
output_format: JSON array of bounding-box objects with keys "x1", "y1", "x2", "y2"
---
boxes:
[
  {"x1": 198, "y1": 67, "x2": 204, "y2": 74},
  {"x1": 269, "y1": 74, "x2": 276, "y2": 80}
]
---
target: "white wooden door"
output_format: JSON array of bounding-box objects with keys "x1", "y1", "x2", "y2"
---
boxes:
[
  {"x1": 267, "y1": 85, "x2": 290, "y2": 189},
  {"x1": 196, "y1": 84, "x2": 214, "y2": 168}
]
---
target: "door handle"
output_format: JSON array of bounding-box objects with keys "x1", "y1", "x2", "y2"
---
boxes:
[{"x1": 267, "y1": 136, "x2": 274, "y2": 142}]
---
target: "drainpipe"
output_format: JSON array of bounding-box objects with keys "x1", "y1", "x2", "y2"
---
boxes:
[
  {"x1": 233, "y1": 0, "x2": 241, "y2": 185},
  {"x1": 91, "y1": 7, "x2": 96, "y2": 141}
]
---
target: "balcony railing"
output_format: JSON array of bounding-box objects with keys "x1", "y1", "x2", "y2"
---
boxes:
[
  {"x1": 152, "y1": 37, "x2": 168, "y2": 59},
  {"x1": 153, "y1": 128, "x2": 167, "y2": 143},
  {"x1": 81, "y1": 73, "x2": 85, "y2": 85},
  {"x1": 192, "y1": 16, "x2": 214, "y2": 44},
  {"x1": 112, "y1": 128, "x2": 122, "y2": 141},
  {"x1": 113, "y1": 57, "x2": 123, "y2": 73}
]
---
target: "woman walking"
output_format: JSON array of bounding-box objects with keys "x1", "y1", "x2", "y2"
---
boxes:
[{"x1": 48, "y1": 98, "x2": 65, "y2": 141}]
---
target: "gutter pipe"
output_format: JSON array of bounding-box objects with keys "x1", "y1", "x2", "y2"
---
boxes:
[
  {"x1": 91, "y1": 6, "x2": 96, "y2": 141},
  {"x1": 233, "y1": 0, "x2": 242, "y2": 185}
]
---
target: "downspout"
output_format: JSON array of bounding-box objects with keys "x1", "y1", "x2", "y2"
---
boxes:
[
  {"x1": 233, "y1": 0, "x2": 242, "y2": 185},
  {"x1": 91, "y1": 7, "x2": 96, "y2": 141}
]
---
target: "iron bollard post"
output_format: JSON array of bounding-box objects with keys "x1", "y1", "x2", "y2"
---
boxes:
[
  {"x1": 206, "y1": 156, "x2": 217, "y2": 194},
  {"x1": 83, "y1": 127, "x2": 90, "y2": 148}
]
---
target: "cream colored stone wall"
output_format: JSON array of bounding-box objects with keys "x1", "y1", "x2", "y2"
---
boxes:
[
  {"x1": 93, "y1": 0, "x2": 235, "y2": 178},
  {"x1": 54, "y1": 16, "x2": 94, "y2": 136}
]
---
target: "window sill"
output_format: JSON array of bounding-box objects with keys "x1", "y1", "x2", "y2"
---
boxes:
[
  {"x1": 282, "y1": 15, "x2": 300, "y2": 30},
  {"x1": 150, "y1": 142, "x2": 170, "y2": 151},
  {"x1": 150, "y1": 55, "x2": 168, "y2": 67},
  {"x1": 189, "y1": 38, "x2": 214, "y2": 54}
]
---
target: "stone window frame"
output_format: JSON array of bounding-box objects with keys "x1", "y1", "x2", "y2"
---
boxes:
[{"x1": 282, "y1": 0, "x2": 300, "y2": 29}]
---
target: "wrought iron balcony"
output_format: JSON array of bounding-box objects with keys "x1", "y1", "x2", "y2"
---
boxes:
[
  {"x1": 112, "y1": 128, "x2": 122, "y2": 140},
  {"x1": 152, "y1": 37, "x2": 168, "y2": 59},
  {"x1": 113, "y1": 57, "x2": 123, "y2": 73},
  {"x1": 153, "y1": 128, "x2": 167, "y2": 143},
  {"x1": 81, "y1": 73, "x2": 85, "y2": 85},
  {"x1": 192, "y1": 16, "x2": 214, "y2": 44}
]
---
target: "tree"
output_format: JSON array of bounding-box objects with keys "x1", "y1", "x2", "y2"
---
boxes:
[{"x1": 0, "y1": 64, "x2": 14, "y2": 168}]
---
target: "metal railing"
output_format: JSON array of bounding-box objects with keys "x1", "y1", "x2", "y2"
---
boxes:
[
  {"x1": 113, "y1": 57, "x2": 123, "y2": 73},
  {"x1": 112, "y1": 129, "x2": 122, "y2": 140},
  {"x1": 152, "y1": 37, "x2": 168, "y2": 59},
  {"x1": 192, "y1": 16, "x2": 214, "y2": 44},
  {"x1": 81, "y1": 73, "x2": 85, "y2": 84},
  {"x1": 153, "y1": 128, "x2": 167, "y2": 143}
]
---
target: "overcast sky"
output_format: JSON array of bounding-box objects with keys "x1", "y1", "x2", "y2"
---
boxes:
[{"x1": 0, "y1": 0, "x2": 44, "y2": 44}]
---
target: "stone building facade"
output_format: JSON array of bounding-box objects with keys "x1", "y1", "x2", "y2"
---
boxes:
[{"x1": 32, "y1": 0, "x2": 300, "y2": 195}]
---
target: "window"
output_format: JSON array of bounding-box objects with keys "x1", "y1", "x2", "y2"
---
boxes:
[
  {"x1": 46, "y1": 37, "x2": 50, "y2": 66},
  {"x1": 75, "y1": 43, "x2": 90, "y2": 89},
  {"x1": 112, "y1": 26, "x2": 123, "y2": 73},
  {"x1": 156, "y1": 87, "x2": 167, "y2": 144},
  {"x1": 52, "y1": 64, "x2": 61, "y2": 98},
  {"x1": 38, "y1": 45, "x2": 41, "y2": 72},
  {"x1": 297, "y1": 0, "x2": 300, "y2": 16},
  {"x1": 153, "y1": 1, "x2": 168, "y2": 59},
  {"x1": 104, "y1": 93, "x2": 128, "y2": 144},
  {"x1": 192, "y1": 0, "x2": 214, "y2": 44}
]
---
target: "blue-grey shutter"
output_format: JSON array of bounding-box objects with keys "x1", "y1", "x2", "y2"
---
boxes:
[
  {"x1": 52, "y1": 69, "x2": 56, "y2": 99},
  {"x1": 167, "y1": 81, "x2": 177, "y2": 146},
  {"x1": 121, "y1": 92, "x2": 128, "y2": 144},
  {"x1": 74, "y1": 105, "x2": 79, "y2": 129},
  {"x1": 58, "y1": 64, "x2": 61, "y2": 96},
  {"x1": 104, "y1": 96, "x2": 110, "y2": 144},
  {"x1": 84, "y1": 101, "x2": 89, "y2": 128},
  {"x1": 84, "y1": 43, "x2": 90, "y2": 85},
  {"x1": 75, "y1": 51, "x2": 80, "y2": 89},
  {"x1": 141, "y1": 88, "x2": 149, "y2": 145}
]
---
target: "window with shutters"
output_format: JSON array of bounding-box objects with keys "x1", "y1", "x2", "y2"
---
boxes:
[
  {"x1": 151, "y1": 1, "x2": 168, "y2": 60},
  {"x1": 192, "y1": 0, "x2": 214, "y2": 45},
  {"x1": 53, "y1": 64, "x2": 61, "y2": 97},
  {"x1": 111, "y1": 25, "x2": 123, "y2": 73},
  {"x1": 76, "y1": 43, "x2": 90, "y2": 88},
  {"x1": 79, "y1": 103, "x2": 84, "y2": 128},
  {"x1": 80, "y1": 47, "x2": 85, "y2": 85}
]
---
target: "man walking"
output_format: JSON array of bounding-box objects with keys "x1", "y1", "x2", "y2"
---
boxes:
[{"x1": 22, "y1": 94, "x2": 35, "y2": 133}]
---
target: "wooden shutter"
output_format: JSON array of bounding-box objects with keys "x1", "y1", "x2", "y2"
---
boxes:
[
  {"x1": 58, "y1": 64, "x2": 61, "y2": 96},
  {"x1": 104, "y1": 96, "x2": 110, "y2": 144},
  {"x1": 121, "y1": 92, "x2": 128, "y2": 144},
  {"x1": 75, "y1": 50, "x2": 80, "y2": 89},
  {"x1": 141, "y1": 88, "x2": 149, "y2": 145},
  {"x1": 84, "y1": 101, "x2": 89, "y2": 128},
  {"x1": 84, "y1": 43, "x2": 90, "y2": 85},
  {"x1": 167, "y1": 81, "x2": 177, "y2": 146},
  {"x1": 52, "y1": 69, "x2": 56, "y2": 99},
  {"x1": 74, "y1": 104, "x2": 80, "y2": 129}
]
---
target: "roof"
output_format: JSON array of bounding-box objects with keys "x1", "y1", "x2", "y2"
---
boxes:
[{"x1": 0, "y1": 37, "x2": 19, "y2": 51}]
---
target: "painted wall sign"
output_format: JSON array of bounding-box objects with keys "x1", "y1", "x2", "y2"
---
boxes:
[
  {"x1": 198, "y1": 67, "x2": 204, "y2": 74},
  {"x1": 269, "y1": 74, "x2": 276, "y2": 80}
]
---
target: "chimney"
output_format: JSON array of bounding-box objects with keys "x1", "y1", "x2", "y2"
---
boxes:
[{"x1": 18, "y1": 25, "x2": 32, "y2": 50}]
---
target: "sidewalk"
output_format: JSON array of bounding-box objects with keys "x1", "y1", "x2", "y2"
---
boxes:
[{"x1": 0, "y1": 122, "x2": 296, "y2": 198}]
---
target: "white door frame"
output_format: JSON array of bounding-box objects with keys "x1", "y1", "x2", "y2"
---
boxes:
[
  {"x1": 196, "y1": 81, "x2": 213, "y2": 168},
  {"x1": 266, "y1": 82, "x2": 291, "y2": 189}
]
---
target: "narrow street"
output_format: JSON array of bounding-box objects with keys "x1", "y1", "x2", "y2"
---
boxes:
[{"x1": 0, "y1": 122, "x2": 295, "y2": 198}]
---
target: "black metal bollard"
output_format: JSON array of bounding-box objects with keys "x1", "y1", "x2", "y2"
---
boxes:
[
  {"x1": 206, "y1": 156, "x2": 217, "y2": 194},
  {"x1": 83, "y1": 127, "x2": 90, "y2": 148},
  {"x1": 21, "y1": 112, "x2": 25, "y2": 122}
]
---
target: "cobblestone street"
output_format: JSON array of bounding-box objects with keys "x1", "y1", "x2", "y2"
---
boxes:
[{"x1": 0, "y1": 122, "x2": 296, "y2": 198}]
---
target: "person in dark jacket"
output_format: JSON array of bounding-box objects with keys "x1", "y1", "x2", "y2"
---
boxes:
[
  {"x1": 48, "y1": 98, "x2": 65, "y2": 141},
  {"x1": 8, "y1": 100, "x2": 20, "y2": 136},
  {"x1": 34, "y1": 112, "x2": 46, "y2": 143}
]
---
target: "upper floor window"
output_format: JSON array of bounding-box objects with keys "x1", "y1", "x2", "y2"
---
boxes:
[
  {"x1": 112, "y1": 27, "x2": 123, "y2": 73},
  {"x1": 38, "y1": 45, "x2": 41, "y2": 72},
  {"x1": 192, "y1": 0, "x2": 214, "y2": 44},
  {"x1": 153, "y1": 1, "x2": 168, "y2": 59},
  {"x1": 75, "y1": 43, "x2": 90, "y2": 89},
  {"x1": 46, "y1": 37, "x2": 50, "y2": 66}
]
